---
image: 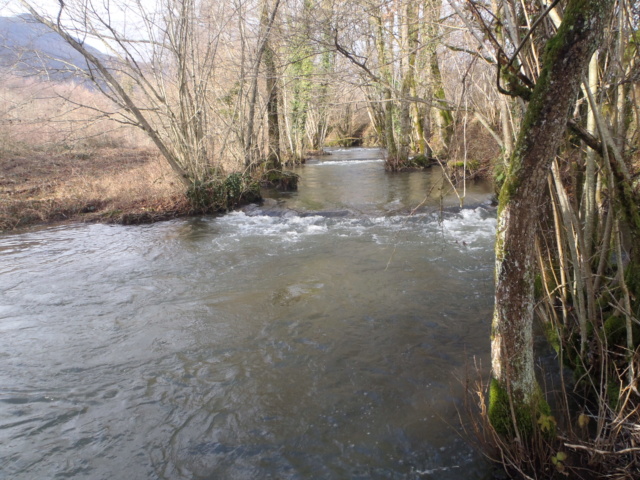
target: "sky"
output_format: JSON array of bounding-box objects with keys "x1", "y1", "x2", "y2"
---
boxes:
[
  {"x1": 0, "y1": 0, "x2": 52, "y2": 17},
  {"x1": 0, "y1": 0, "x2": 159, "y2": 53},
  {"x1": 0, "y1": 0, "x2": 157, "y2": 27},
  {"x1": 1, "y1": 0, "x2": 161, "y2": 16},
  {"x1": 1, "y1": 0, "x2": 23, "y2": 16}
]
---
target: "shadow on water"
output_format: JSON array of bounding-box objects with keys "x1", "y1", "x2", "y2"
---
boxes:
[{"x1": 0, "y1": 148, "x2": 497, "y2": 479}]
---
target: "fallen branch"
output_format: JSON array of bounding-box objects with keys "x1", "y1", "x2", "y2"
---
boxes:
[{"x1": 564, "y1": 443, "x2": 640, "y2": 456}]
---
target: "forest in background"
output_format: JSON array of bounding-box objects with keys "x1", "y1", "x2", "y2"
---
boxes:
[
  {"x1": 2, "y1": 0, "x2": 504, "y2": 217},
  {"x1": 1, "y1": 0, "x2": 640, "y2": 478}
]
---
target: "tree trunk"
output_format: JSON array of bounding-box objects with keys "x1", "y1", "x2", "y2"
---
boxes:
[
  {"x1": 430, "y1": 51, "x2": 452, "y2": 153},
  {"x1": 264, "y1": 21, "x2": 281, "y2": 169},
  {"x1": 374, "y1": 13, "x2": 398, "y2": 167},
  {"x1": 489, "y1": 0, "x2": 614, "y2": 436},
  {"x1": 244, "y1": 0, "x2": 281, "y2": 168},
  {"x1": 397, "y1": 0, "x2": 418, "y2": 163}
]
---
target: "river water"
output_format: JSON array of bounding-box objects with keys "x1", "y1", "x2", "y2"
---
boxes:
[{"x1": 0, "y1": 148, "x2": 497, "y2": 479}]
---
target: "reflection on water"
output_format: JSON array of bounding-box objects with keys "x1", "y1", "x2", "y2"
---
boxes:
[
  {"x1": 270, "y1": 148, "x2": 490, "y2": 215},
  {"x1": 0, "y1": 148, "x2": 496, "y2": 479}
]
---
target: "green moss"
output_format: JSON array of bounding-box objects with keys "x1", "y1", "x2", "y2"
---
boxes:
[
  {"x1": 496, "y1": 0, "x2": 567, "y2": 214},
  {"x1": 501, "y1": 65, "x2": 533, "y2": 101},
  {"x1": 488, "y1": 378, "x2": 514, "y2": 436},
  {"x1": 410, "y1": 154, "x2": 434, "y2": 168},
  {"x1": 489, "y1": 378, "x2": 552, "y2": 439},
  {"x1": 604, "y1": 314, "x2": 640, "y2": 348},
  {"x1": 625, "y1": 260, "x2": 640, "y2": 316},
  {"x1": 493, "y1": 161, "x2": 506, "y2": 193},
  {"x1": 494, "y1": 223, "x2": 505, "y2": 262},
  {"x1": 571, "y1": 351, "x2": 587, "y2": 379},
  {"x1": 617, "y1": 183, "x2": 640, "y2": 238},
  {"x1": 541, "y1": 320, "x2": 561, "y2": 354},
  {"x1": 261, "y1": 170, "x2": 299, "y2": 191},
  {"x1": 604, "y1": 315, "x2": 626, "y2": 346},
  {"x1": 596, "y1": 290, "x2": 612, "y2": 309},
  {"x1": 546, "y1": 270, "x2": 558, "y2": 297},
  {"x1": 447, "y1": 159, "x2": 481, "y2": 170},
  {"x1": 497, "y1": 165, "x2": 521, "y2": 216},
  {"x1": 187, "y1": 172, "x2": 261, "y2": 213},
  {"x1": 325, "y1": 137, "x2": 360, "y2": 148},
  {"x1": 468, "y1": 160, "x2": 481, "y2": 170},
  {"x1": 607, "y1": 379, "x2": 620, "y2": 411},
  {"x1": 496, "y1": 22, "x2": 574, "y2": 206},
  {"x1": 534, "y1": 274, "x2": 544, "y2": 299}
]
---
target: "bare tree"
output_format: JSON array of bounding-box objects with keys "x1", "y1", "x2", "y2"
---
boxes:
[
  {"x1": 18, "y1": 0, "x2": 266, "y2": 209},
  {"x1": 455, "y1": 0, "x2": 617, "y2": 440}
]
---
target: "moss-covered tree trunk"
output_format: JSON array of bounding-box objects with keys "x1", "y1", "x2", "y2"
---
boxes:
[
  {"x1": 265, "y1": 47, "x2": 281, "y2": 169},
  {"x1": 414, "y1": 0, "x2": 451, "y2": 155},
  {"x1": 244, "y1": 0, "x2": 282, "y2": 168},
  {"x1": 373, "y1": 13, "x2": 398, "y2": 166},
  {"x1": 418, "y1": 0, "x2": 442, "y2": 157},
  {"x1": 285, "y1": 0, "x2": 313, "y2": 162},
  {"x1": 263, "y1": 2, "x2": 281, "y2": 170},
  {"x1": 490, "y1": 0, "x2": 614, "y2": 436},
  {"x1": 430, "y1": 48, "x2": 452, "y2": 153},
  {"x1": 397, "y1": 0, "x2": 418, "y2": 164},
  {"x1": 317, "y1": 0, "x2": 337, "y2": 146}
]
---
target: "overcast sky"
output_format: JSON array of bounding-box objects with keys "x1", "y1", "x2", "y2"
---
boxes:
[
  {"x1": 0, "y1": 0, "x2": 53, "y2": 17},
  {"x1": 1, "y1": 0, "x2": 26, "y2": 16},
  {"x1": 0, "y1": 0, "x2": 160, "y2": 54}
]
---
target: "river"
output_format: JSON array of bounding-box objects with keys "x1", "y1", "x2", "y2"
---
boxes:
[{"x1": 0, "y1": 148, "x2": 497, "y2": 479}]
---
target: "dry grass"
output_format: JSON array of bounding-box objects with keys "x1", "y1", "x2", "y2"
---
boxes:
[
  {"x1": 0, "y1": 73, "x2": 256, "y2": 231},
  {"x1": 461, "y1": 362, "x2": 640, "y2": 480},
  {"x1": 0, "y1": 74, "x2": 194, "y2": 231},
  {"x1": 448, "y1": 119, "x2": 501, "y2": 172},
  {"x1": 0, "y1": 147, "x2": 190, "y2": 231},
  {"x1": 0, "y1": 74, "x2": 152, "y2": 153}
]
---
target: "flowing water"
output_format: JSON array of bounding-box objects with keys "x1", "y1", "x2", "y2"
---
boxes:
[{"x1": 0, "y1": 148, "x2": 498, "y2": 479}]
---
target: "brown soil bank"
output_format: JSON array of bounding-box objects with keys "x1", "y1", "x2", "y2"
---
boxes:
[
  {"x1": 1, "y1": 143, "x2": 499, "y2": 232},
  {"x1": 0, "y1": 147, "x2": 190, "y2": 232}
]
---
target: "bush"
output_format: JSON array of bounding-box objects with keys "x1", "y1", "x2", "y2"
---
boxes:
[
  {"x1": 260, "y1": 169, "x2": 299, "y2": 191},
  {"x1": 186, "y1": 172, "x2": 261, "y2": 213},
  {"x1": 410, "y1": 154, "x2": 436, "y2": 168}
]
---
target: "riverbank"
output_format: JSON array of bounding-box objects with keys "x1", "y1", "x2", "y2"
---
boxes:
[
  {"x1": 0, "y1": 147, "x2": 496, "y2": 479},
  {"x1": 0, "y1": 147, "x2": 191, "y2": 232},
  {"x1": 1, "y1": 146, "x2": 495, "y2": 233}
]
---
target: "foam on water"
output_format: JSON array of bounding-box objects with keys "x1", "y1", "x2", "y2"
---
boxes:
[
  {"x1": 438, "y1": 207, "x2": 497, "y2": 249},
  {"x1": 221, "y1": 211, "x2": 330, "y2": 238},
  {"x1": 312, "y1": 159, "x2": 385, "y2": 166},
  {"x1": 214, "y1": 206, "x2": 496, "y2": 251},
  {"x1": 325, "y1": 147, "x2": 371, "y2": 153}
]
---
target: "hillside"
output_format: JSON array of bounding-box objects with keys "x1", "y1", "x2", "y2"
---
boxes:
[{"x1": 0, "y1": 14, "x2": 105, "y2": 81}]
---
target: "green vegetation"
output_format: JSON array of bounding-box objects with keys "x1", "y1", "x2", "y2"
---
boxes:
[
  {"x1": 488, "y1": 379, "x2": 552, "y2": 438},
  {"x1": 187, "y1": 173, "x2": 262, "y2": 213}
]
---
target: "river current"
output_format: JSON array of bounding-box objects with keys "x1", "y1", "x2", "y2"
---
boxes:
[{"x1": 0, "y1": 148, "x2": 497, "y2": 479}]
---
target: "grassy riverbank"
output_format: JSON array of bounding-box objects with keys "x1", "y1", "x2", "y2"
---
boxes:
[
  {"x1": 1, "y1": 142, "x2": 494, "y2": 233},
  {"x1": 0, "y1": 147, "x2": 190, "y2": 232}
]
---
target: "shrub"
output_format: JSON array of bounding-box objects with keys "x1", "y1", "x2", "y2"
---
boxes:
[{"x1": 186, "y1": 172, "x2": 261, "y2": 213}]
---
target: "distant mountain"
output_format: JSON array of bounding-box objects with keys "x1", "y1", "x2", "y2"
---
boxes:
[{"x1": 0, "y1": 14, "x2": 106, "y2": 82}]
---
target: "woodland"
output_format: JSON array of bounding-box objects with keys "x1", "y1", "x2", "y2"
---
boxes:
[{"x1": 1, "y1": 0, "x2": 640, "y2": 478}]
